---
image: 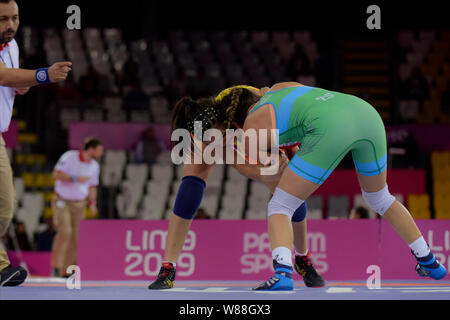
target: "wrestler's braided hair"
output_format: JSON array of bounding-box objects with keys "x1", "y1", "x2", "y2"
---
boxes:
[
  {"x1": 171, "y1": 87, "x2": 259, "y2": 140},
  {"x1": 223, "y1": 87, "x2": 243, "y2": 133}
]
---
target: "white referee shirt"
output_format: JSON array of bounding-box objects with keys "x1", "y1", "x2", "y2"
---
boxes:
[
  {"x1": 0, "y1": 39, "x2": 20, "y2": 133},
  {"x1": 54, "y1": 150, "x2": 100, "y2": 201}
]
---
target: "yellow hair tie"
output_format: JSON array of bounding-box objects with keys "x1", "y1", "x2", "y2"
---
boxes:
[{"x1": 215, "y1": 85, "x2": 259, "y2": 103}]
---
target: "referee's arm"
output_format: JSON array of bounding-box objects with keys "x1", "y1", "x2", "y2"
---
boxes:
[
  {"x1": 53, "y1": 170, "x2": 89, "y2": 183},
  {"x1": 0, "y1": 60, "x2": 72, "y2": 87}
]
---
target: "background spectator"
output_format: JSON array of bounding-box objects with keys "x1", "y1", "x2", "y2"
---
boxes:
[
  {"x1": 5, "y1": 220, "x2": 33, "y2": 251},
  {"x1": 135, "y1": 127, "x2": 165, "y2": 165},
  {"x1": 34, "y1": 218, "x2": 56, "y2": 252},
  {"x1": 195, "y1": 207, "x2": 211, "y2": 219},
  {"x1": 123, "y1": 79, "x2": 149, "y2": 111},
  {"x1": 349, "y1": 206, "x2": 370, "y2": 219}
]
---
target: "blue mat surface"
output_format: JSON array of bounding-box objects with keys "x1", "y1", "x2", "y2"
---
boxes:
[{"x1": 1, "y1": 278, "x2": 450, "y2": 300}]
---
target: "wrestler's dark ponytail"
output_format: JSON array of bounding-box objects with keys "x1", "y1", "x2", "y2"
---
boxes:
[{"x1": 171, "y1": 88, "x2": 259, "y2": 136}]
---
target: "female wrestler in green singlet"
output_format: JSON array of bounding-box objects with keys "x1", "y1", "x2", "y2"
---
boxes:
[{"x1": 171, "y1": 82, "x2": 447, "y2": 291}]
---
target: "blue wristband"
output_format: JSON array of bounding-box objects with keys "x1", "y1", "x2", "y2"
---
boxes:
[{"x1": 36, "y1": 68, "x2": 50, "y2": 84}]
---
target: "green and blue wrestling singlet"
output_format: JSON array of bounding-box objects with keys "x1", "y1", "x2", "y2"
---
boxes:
[{"x1": 248, "y1": 86, "x2": 388, "y2": 185}]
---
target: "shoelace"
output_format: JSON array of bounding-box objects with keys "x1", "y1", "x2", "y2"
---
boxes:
[
  {"x1": 160, "y1": 266, "x2": 172, "y2": 278},
  {"x1": 264, "y1": 276, "x2": 279, "y2": 287},
  {"x1": 301, "y1": 257, "x2": 312, "y2": 267},
  {"x1": 299, "y1": 257, "x2": 319, "y2": 276}
]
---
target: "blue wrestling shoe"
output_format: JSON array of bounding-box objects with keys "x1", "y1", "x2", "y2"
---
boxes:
[
  {"x1": 253, "y1": 261, "x2": 294, "y2": 291},
  {"x1": 413, "y1": 250, "x2": 447, "y2": 280}
]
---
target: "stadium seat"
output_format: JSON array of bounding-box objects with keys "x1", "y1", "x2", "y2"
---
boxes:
[
  {"x1": 103, "y1": 97, "x2": 123, "y2": 112},
  {"x1": 352, "y1": 194, "x2": 377, "y2": 219},
  {"x1": 84, "y1": 109, "x2": 104, "y2": 122},
  {"x1": 419, "y1": 31, "x2": 436, "y2": 43},
  {"x1": 104, "y1": 150, "x2": 127, "y2": 167},
  {"x1": 435, "y1": 209, "x2": 450, "y2": 219},
  {"x1": 406, "y1": 52, "x2": 424, "y2": 68},
  {"x1": 224, "y1": 180, "x2": 247, "y2": 197},
  {"x1": 138, "y1": 194, "x2": 166, "y2": 220},
  {"x1": 218, "y1": 207, "x2": 243, "y2": 220},
  {"x1": 106, "y1": 110, "x2": 127, "y2": 122},
  {"x1": 247, "y1": 181, "x2": 271, "y2": 212},
  {"x1": 35, "y1": 173, "x2": 54, "y2": 189},
  {"x1": 327, "y1": 195, "x2": 350, "y2": 219},
  {"x1": 116, "y1": 194, "x2": 136, "y2": 219},
  {"x1": 146, "y1": 180, "x2": 170, "y2": 199},
  {"x1": 155, "y1": 151, "x2": 172, "y2": 164},
  {"x1": 305, "y1": 196, "x2": 323, "y2": 219},
  {"x1": 116, "y1": 178, "x2": 144, "y2": 219},
  {"x1": 399, "y1": 100, "x2": 420, "y2": 121},
  {"x1": 101, "y1": 163, "x2": 124, "y2": 187},
  {"x1": 246, "y1": 209, "x2": 266, "y2": 220},
  {"x1": 104, "y1": 28, "x2": 122, "y2": 47},
  {"x1": 247, "y1": 195, "x2": 268, "y2": 212},
  {"x1": 14, "y1": 178, "x2": 24, "y2": 204},
  {"x1": 251, "y1": 31, "x2": 269, "y2": 45},
  {"x1": 293, "y1": 31, "x2": 312, "y2": 46},
  {"x1": 398, "y1": 64, "x2": 412, "y2": 81},
  {"x1": 60, "y1": 108, "x2": 81, "y2": 129},
  {"x1": 125, "y1": 163, "x2": 149, "y2": 187},
  {"x1": 5, "y1": 147, "x2": 12, "y2": 162},
  {"x1": 171, "y1": 180, "x2": 182, "y2": 196},
  {"x1": 15, "y1": 207, "x2": 39, "y2": 243},
  {"x1": 22, "y1": 173, "x2": 36, "y2": 188},
  {"x1": 17, "y1": 192, "x2": 45, "y2": 240},
  {"x1": 44, "y1": 192, "x2": 55, "y2": 203},
  {"x1": 407, "y1": 194, "x2": 431, "y2": 219},
  {"x1": 44, "y1": 207, "x2": 54, "y2": 219},
  {"x1": 202, "y1": 195, "x2": 220, "y2": 218},
  {"x1": 222, "y1": 190, "x2": 245, "y2": 208},
  {"x1": 151, "y1": 164, "x2": 173, "y2": 182},
  {"x1": 227, "y1": 166, "x2": 249, "y2": 183},
  {"x1": 434, "y1": 194, "x2": 450, "y2": 211},
  {"x1": 398, "y1": 31, "x2": 415, "y2": 47},
  {"x1": 411, "y1": 41, "x2": 431, "y2": 56},
  {"x1": 130, "y1": 110, "x2": 151, "y2": 123},
  {"x1": 297, "y1": 75, "x2": 316, "y2": 86}
]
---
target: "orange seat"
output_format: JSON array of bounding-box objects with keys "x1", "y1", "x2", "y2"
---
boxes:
[
  {"x1": 408, "y1": 194, "x2": 431, "y2": 219},
  {"x1": 435, "y1": 209, "x2": 450, "y2": 219}
]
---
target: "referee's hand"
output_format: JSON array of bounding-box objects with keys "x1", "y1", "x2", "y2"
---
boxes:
[{"x1": 48, "y1": 62, "x2": 72, "y2": 82}]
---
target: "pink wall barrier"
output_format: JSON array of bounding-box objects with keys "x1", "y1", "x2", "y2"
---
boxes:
[
  {"x1": 77, "y1": 219, "x2": 450, "y2": 281},
  {"x1": 386, "y1": 124, "x2": 450, "y2": 152},
  {"x1": 380, "y1": 220, "x2": 450, "y2": 279},
  {"x1": 68, "y1": 122, "x2": 171, "y2": 150},
  {"x1": 7, "y1": 251, "x2": 52, "y2": 276},
  {"x1": 2, "y1": 120, "x2": 18, "y2": 149}
]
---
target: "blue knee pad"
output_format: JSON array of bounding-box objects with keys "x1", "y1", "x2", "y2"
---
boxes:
[
  {"x1": 291, "y1": 202, "x2": 307, "y2": 222},
  {"x1": 173, "y1": 176, "x2": 206, "y2": 219}
]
